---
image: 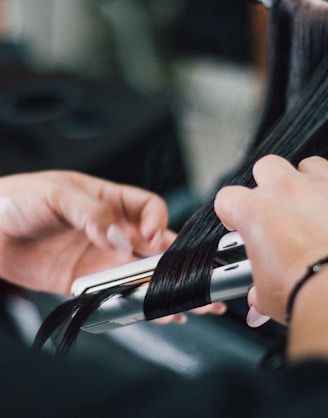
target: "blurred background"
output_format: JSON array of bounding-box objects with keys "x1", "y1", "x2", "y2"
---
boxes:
[
  {"x1": 0, "y1": 0, "x2": 276, "y2": 377},
  {"x1": 0, "y1": 0, "x2": 268, "y2": 226}
]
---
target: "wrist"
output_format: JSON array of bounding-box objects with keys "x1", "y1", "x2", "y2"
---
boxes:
[
  {"x1": 285, "y1": 257, "x2": 328, "y2": 323},
  {"x1": 287, "y1": 267, "x2": 328, "y2": 361}
]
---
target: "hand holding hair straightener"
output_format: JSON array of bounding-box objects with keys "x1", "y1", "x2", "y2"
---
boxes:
[{"x1": 71, "y1": 232, "x2": 253, "y2": 333}]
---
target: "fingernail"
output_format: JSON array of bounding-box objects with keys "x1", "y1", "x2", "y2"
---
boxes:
[
  {"x1": 106, "y1": 225, "x2": 133, "y2": 254},
  {"x1": 246, "y1": 306, "x2": 270, "y2": 328}
]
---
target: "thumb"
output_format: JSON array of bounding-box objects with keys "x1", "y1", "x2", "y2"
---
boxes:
[
  {"x1": 246, "y1": 306, "x2": 270, "y2": 328},
  {"x1": 214, "y1": 185, "x2": 252, "y2": 233}
]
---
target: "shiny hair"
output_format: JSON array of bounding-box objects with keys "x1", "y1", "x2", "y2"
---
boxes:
[{"x1": 34, "y1": 0, "x2": 328, "y2": 355}]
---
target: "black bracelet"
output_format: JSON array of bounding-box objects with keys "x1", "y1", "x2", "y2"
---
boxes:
[{"x1": 285, "y1": 257, "x2": 328, "y2": 323}]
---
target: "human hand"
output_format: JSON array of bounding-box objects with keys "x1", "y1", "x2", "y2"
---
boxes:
[
  {"x1": 0, "y1": 171, "x2": 175, "y2": 295},
  {"x1": 214, "y1": 155, "x2": 328, "y2": 324}
]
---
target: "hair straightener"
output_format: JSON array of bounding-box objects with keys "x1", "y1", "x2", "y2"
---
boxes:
[{"x1": 71, "y1": 232, "x2": 252, "y2": 333}]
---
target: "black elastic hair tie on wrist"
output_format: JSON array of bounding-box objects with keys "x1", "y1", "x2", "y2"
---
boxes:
[{"x1": 285, "y1": 257, "x2": 328, "y2": 323}]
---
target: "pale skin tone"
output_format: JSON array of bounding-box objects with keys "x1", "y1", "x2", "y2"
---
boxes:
[
  {"x1": 0, "y1": 170, "x2": 222, "y2": 325},
  {"x1": 215, "y1": 154, "x2": 328, "y2": 361},
  {"x1": 0, "y1": 170, "x2": 176, "y2": 295}
]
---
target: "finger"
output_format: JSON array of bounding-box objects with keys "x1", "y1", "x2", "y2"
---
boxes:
[
  {"x1": 159, "y1": 230, "x2": 177, "y2": 251},
  {"x1": 247, "y1": 286, "x2": 271, "y2": 327},
  {"x1": 298, "y1": 156, "x2": 328, "y2": 177},
  {"x1": 133, "y1": 229, "x2": 176, "y2": 257},
  {"x1": 69, "y1": 172, "x2": 170, "y2": 244},
  {"x1": 152, "y1": 313, "x2": 187, "y2": 325},
  {"x1": 247, "y1": 285, "x2": 257, "y2": 307},
  {"x1": 49, "y1": 185, "x2": 116, "y2": 250},
  {"x1": 214, "y1": 185, "x2": 252, "y2": 232},
  {"x1": 61, "y1": 173, "x2": 170, "y2": 251},
  {"x1": 118, "y1": 186, "x2": 171, "y2": 256},
  {"x1": 190, "y1": 304, "x2": 227, "y2": 315},
  {"x1": 106, "y1": 224, "x2": 133, "y2": 254},
  {"x1": 119, "y1": 185, "x2": 169, "y2": 241},
  {"x1": 190, "y1": 302, "x2": 227, "y2": 315},
  {"x1": 252, "y1": 155, "x2": 296, "y2": 186}
]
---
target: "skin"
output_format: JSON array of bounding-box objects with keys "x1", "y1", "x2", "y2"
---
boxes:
[
  {"x1": 214, "y1": 154, "x2": 328, "y2": 360},
  {"x1": 0, "y1": 170, "x2": 176, "y2": 295},
  {"x1": 0, "y1": 169, "x2": 223, "y2": 325}
]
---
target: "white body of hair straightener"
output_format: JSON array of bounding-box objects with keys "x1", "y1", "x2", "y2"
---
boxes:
[{"x1": 71, "y1": 231, "x2": 252, "y2": 333}]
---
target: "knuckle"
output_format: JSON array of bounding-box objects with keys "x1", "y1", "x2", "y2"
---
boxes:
[
  {"x1": 280, "y1": 175, "x2": 303, "y2": 197},
  {"x1": 253, "y1": 154, "x2": 278, "y2": 173}
]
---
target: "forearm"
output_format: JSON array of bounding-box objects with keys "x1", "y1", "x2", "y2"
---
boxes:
[{"x1": 287, "y1": 268, "x2": 328, "y2": 361}]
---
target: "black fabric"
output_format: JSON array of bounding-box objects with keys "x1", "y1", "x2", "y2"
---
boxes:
[{"x1": 0, "y1": 327, "x2": 328, "y2": 417}]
